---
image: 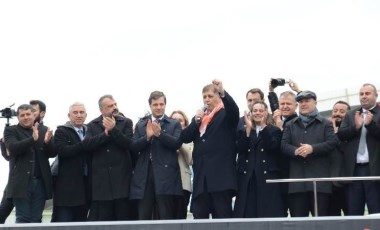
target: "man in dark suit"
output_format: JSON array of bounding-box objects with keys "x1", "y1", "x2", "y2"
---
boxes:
[
  {"x1": 83, "y1": 95, "x2": 134, "y2": 221},
  {"x1": 130, "y1": 91, "x2": 183, "y2": 220},
  {"x1": 181, "y1": 79, "x2": 240, "y2": 219},
  {"x1": 3, "y1": 104, "x2": 55, "y2": 223},
  {"x1": 52, "y1": 102, "x2": 90, "y2": 222},
  {"x1": 337, "y1": 83, "x2": 380, "y2": 215}
]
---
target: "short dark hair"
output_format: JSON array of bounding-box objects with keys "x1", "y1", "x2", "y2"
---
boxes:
[
  {"x1": 246, "y1": 88, "x2": 264, "y2": 101},
  {"x1": 148, "y1": 91, "x2": 166, "y2": 105},
  {"x1": 29, "y1": 100, "x2": 46, "y2": 112},
  {"x1": 17, "y1": 104, "x2": 34, "y2": 115},
  {"x1": 334, "y1": 100, "x2": 351, "y2": 110}
]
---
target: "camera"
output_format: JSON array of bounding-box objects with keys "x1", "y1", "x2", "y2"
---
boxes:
[
  {"x1": 1, "y1": 105, "x2": 17, "y2": 119},
  {"x1": 270, "y1": 78, "x2": 287, "y2": 88}
]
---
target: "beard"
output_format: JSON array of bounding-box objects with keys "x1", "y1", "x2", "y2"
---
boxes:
[{"x1": 334, "y1": 117, "x2": 343, "y2": 127}]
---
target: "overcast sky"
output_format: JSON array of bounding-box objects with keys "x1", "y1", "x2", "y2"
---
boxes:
[{"x1": 1, "y1": 0, "x2": 380, "y2": 193}]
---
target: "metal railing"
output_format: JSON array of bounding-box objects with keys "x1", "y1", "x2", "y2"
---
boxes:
[{"x1": 266, "y1": 176, "x2": 380, "y2": 216}]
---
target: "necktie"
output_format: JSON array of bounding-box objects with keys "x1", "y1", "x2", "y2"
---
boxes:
[
  {"x1": 357, "y1": 111, "x2": 368, "y2": 161},
  {"x1": 78, "y1": 129, "x2": 84, "y2": 140},
  {"x1": 77, "y1": 129, "x2": 87, "y2": 175}
]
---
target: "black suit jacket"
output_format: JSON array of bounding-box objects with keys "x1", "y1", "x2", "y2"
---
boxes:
[
  {"x1": 337, "y1": 105, "x2": 380, "y2": 177},
  {"x1": 181, "y1": 91, "x2": 240, "y2": 199}
]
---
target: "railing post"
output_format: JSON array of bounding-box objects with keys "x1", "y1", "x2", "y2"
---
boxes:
[{"x1": 313, "y1": 180, "x2": 318, "y2": 217}]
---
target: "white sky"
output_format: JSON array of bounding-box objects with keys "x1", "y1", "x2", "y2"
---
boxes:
[{"x1": 1, "y1": 0, "x2": 380, "y2": 192}]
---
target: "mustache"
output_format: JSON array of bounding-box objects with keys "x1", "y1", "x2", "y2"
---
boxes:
[{"x1": 112, "y1": 109, "x2": 119, "y2": 115}]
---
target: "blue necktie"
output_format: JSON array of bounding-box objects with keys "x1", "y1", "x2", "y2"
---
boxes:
[
  {"x1": 77, "y1": 129, "x2": 87, "y2": 175},
  {"x1": 77, "y1": 129, "x2": 84, "y2": 140}
]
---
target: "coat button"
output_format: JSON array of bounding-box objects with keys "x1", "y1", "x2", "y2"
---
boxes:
[
  {"x1": 264, "y1": 171, "x2": 267, "y2": 174},
  {"x1": 248, "y1": 149, "x2": 250, "y2": 152},
  {"x1": 261, "y1": 148, "x2": 264, "y2": 152},
  {"x1": 165, "y1": 165, "x2": 168, "y2": 168},
  {"x1": 246, "y1": 160, "x2": 249, "y2": 163},
  {"x1": 304, "y1": 131, "x2": 307, "y2": 134},
  {"x1": 202, "y1": 139, "x2": 205, "y2": 142},
  {"x1": 263, "y1": 160, "x2": 266, "y2": 163},
  {"x1": 27, "y1": 171, "x2": 30, "y2": 174},
  {"x1": 107, "y1": 149, "x2": 110, "y2": 152},
  {"x1": 244, "y1": 171, "x2": 247, "y2": 174}
]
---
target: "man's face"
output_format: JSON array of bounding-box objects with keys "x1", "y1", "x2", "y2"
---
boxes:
[
  {"x1": 100, "y1": 98, "x2": 119, "y2": 117},
  {"x1": 69, "y1": 105, "x2": 87, "y2": 128},
  {"x1": 332, "y1": 103, "x2": 349, "y2": 126},
  {"x1": 246, "y1": 92, "x2": 262, "y2": 111},
  {"x1": 150, "y1": 96, "x2": 166, "y2": 118},
  {"x1": 279, "y1": 94, "x2": 297, "y2": 118},
  {"x1": 359, "y1": 85, "x2": 378, "y2": 110},
  {"x1": 31, "y1": 104, "x2": 45, "y2": 123},
  {"x1": 298, "y1": 98, "x2": 317, "y2": 115},
  {"x1": 17, "y1": 109, "x2": 35, "y2": 128},
  {"x1": 202, "y1": 89, "x2": 221, "y2": 112}
]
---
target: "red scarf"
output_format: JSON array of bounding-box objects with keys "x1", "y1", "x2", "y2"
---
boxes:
[{"x1": 199, "y1": 101, "x2": 224, "y2": 137}]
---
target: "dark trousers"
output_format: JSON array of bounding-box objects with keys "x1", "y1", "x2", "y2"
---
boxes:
[
  {"x1": 138, "y1": 162, "x2": 178, "y2": 220},
  {"x1": 176, "y1": 190, "x2": 191, "y2": 219},
  {"x1": 288, "y1": 192, "x2": 330, "y2": 217},
  {"x1": 87, "y1": 198, "x2": 131, "y2": 221},
  {"x1": 345, "y1": 164, "x2": 380, "y2": 215},
  {"x1": 191, "y1": 190, "x2": 234, "y2": 219},
  {"x1": 327, "y1": 185, "x2": 347, "y2": 216},
  {"x1": 0, "y1": 189, "x2": 14, "y2": 224},
  {"x1": 13, "y1": 178, "x2": 46, "y2": 223},
  {"x1": 54, "y1": 204, "x2": 88, "y2": 222}
]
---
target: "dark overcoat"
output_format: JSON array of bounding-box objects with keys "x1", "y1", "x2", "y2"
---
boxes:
[
  {"x1": 4, "y1": 124, "x2": 55, "y2": 199},
  {"x1": 281, "y1": 115, "x2": 335, "y2": 193},
  {"x1": 53, "y1": 122, "x2": 90, "y2": 206},
  {"x1": 129, "y1": 115, "x2": 183, "y2": 199},
  {"x1": 180, "y1": 91, "x2": 240, "y2": 200},
  {"x1": 82, "y1": 115, "x2": 133, "y2": 201},
  {"x1": 234, "y1": 124, "x2": 284, "y2": 217}
]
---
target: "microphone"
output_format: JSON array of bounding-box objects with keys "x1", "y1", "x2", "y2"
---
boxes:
[{"x1": 197, "y1": 104, "x2": 208, "y2": 122}]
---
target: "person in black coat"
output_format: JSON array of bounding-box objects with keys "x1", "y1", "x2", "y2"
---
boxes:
[
  {"x1": 52, "y1": 102, "x2": 90, "y2": 222},
  {"x1": 327, "y1": 100, "x2": 350, "y2": 216},
  {"x1": 181, "y1": 79, "x2": 240, "y2": 219},
  {"x1": 234, "y1": 101, "x2": 284, "y2": 218},
  {"x1": 83, "y1": 95, "x2": 134, "y2": 221},
  {"x1": 337, "y1": 83, "x2": 380, "y2": 215},
  {"x1": 3, "y1": 104, "x2": 55, "y2": 223},
  {"x1": 281, "y1": 91, "x2": 336, "y2": 217},
  {"x1": 130, "y1": 91, "x2": 182, "y2": 220},
  {"x1": 271, "y1": 89, "x2": 299, "y2": 217},
  {"x1": 0, "y1": 138, "x2": 13, "y2": 224}
]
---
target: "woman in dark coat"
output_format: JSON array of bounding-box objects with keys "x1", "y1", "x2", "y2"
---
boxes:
[{"x1": 234, "y1": 101, "x2": 284, "y2": 218}]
